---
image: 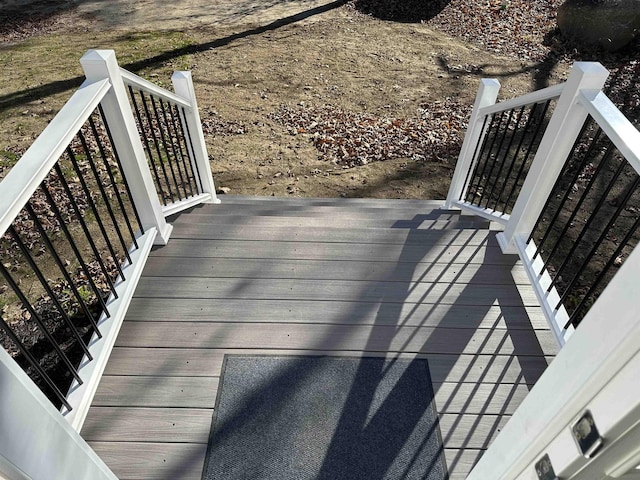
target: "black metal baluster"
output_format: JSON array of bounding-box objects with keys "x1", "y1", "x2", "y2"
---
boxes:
[
  {"x1": 499, "y1": 104, "x2": 539, "y2": 212},
  {"x1": 567, "y1": 212, "x2": 640, "y2": 328},
  {"x1": 466, "y1": 113, "x2": 498, "y2": 203},
  {"x1": 8, "y1": 225, "x2": 93, "y2": 361},
  {"x1": 541, "y1": 139, "x2": 616, "y2": 276},
  {"x1": 40, "y1": 181, "x2": 110, "y2": 316},
  {"x1": 180, "y1": 107, "x2": 204, "y2": 193},
  {"x1": 149, "y1": 94, "x2": 181, "y2": 200},
  {"x1": 0, "y1": 259, "x2": 83, "y2": 385},
  {"x1": 66, "y1": 147, "x2": 125, "y2": 282},
  {"x1": 128, "y1": 87, "x2": 168, "y2": 206},
  {"x1": 555, "y1": 173, "x2": 640, "y2": 311},
  {"x1": 159, "y1": 98, "x2": 188, "y2": 199},
  {"x1": 503, "y1": 100, "x2": 552, "y2": 210},
  {"x1": 474, "y1": 111, "x2": 506, "y2": 206},
  {"x1": 25, "y1": 203, "x2": 100, "y2": 344},
  {"x1": 53, "y1": 164, "x2": 118, "y2": 300},
  {"x1": 76, "y1": 130, "x2": 132, "y2": 265},
  {"x1": 488, "y1": 106, "x2": 526, "y2": 211},
  {"x1": 88, "y1": 115, "x2": 139, "y2": 249},
  {"x1": 98, "y1": 104, "x2": 144, "y2": 235},
  {"x1": 529, "y1": 120, "x2": 600, "y2": 260},
  {"x1": 169, "y1": 103, "x2": 196, "y2": 197},
  {"x1": 548, "y1": 144, "x2": 627, "y2": 289},
  {"x1": 0, "y1": 311, "x2": 72, "y2": 410},
  {"x1": 461, "y1": 114, "x2": 490, "y2": 203},
  {"x1": 481, "y1": 108, "x2": 516, "y2": 208},
  {"x1": 140, "y1": 90, "x2": 176, "y2": 202}
]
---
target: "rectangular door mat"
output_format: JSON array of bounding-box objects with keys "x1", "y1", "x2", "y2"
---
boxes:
[{"x1": 203, "y1": 355, "x2": 448, "y2": 479}]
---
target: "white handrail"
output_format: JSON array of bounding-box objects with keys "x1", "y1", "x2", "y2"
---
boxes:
[
  {"x1": 120, "y1": 68, "x2": 191, "y2": 109},
  {"x1": 479, "y1": 82, "x2": 565, "y2": 117},
  {"x1": 579, "y1": 89, "x2": 640, "y2": 175},
  {"x1": 0, "y1": 347, "x2": 118, "y2": 480},
  {"x1": 0, "y1": 78, "x2": 111, "y2": 238}
]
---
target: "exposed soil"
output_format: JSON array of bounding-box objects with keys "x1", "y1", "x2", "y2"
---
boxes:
[
  {"x1": 1, "y1": 0, "x2": 578, "y2": 200},
  {"x1": 2, "y1": 0, "x2": 637, "y2": 199}
]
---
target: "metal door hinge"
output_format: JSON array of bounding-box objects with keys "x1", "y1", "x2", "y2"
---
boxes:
[
  {"x1": 535, "y1": 453, "x2": 559, "y2": 480},
  {"x1": 572, "y1": 410, "x2": 604, "y2": 458}
]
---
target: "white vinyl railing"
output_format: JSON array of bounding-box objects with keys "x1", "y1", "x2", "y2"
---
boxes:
[
  {"x1": 119, "y1": 67, "x2": 219, "y2": 215},
  {"x1": 446, "y1": 62, "x2": 640, "y2": 347},
  {"x1": 452, "y1": 62, "x2": 640, "y2": 480},
  {"x1": 0, "y1": 49, "x2": 216, "y2": 479}
]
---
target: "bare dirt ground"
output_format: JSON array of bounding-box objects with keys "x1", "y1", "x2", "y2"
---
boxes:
[{"x1": 0, "y1": 0, "x2": 581, "y2": 199}]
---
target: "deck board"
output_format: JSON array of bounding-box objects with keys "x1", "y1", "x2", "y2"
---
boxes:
[
  {"x1": 172, "y1": 216, "x2": 489, "y2": 230},
  {"x1": 125, "y1": 299, "x2": 547, "y2": 329},
  {"x1": 103, "y1": 348, "x2": 548, "y2": 385},
  {"x1": 142, "y1": 257, "x2": 532, "y2": 284},
  {"x1": 88, "y1": 442, "x2": 208, "y2": 480},
  {"x1": 152, "y1": 238, "x2": 518, "y2": 264},
  {"x1": 93, "y1": 375, "x2": 529, "y2": 415},
  {"x1": 86, "y1": 442, "x2": 479, "y2": 480},
  {"x1": 83, "y1": 196, "x2": 555, "y2": 479},
  {"x1": 83, "y1": 407, "x2": 505, "y2": 449},
  {"x1": 134, "y1": 277, "x2": 539, "y2": 306},
  {"x1": 115, "y1": 321, "x2": 556, "y2": 355}
]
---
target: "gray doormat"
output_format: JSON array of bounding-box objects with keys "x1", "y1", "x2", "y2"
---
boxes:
[{"x1": 203, "y1": 355, "x2": 448, "y2": 480}]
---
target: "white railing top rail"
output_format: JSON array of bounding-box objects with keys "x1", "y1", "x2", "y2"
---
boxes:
[
  {"x1": 120, "y1": 68, "x2": 192, "y2": 109},
  {"x1": 479, "y1": 82, "x2": 565, "y2": 117},
  {"x1": 0, "y1": 78, "x2": 111, "y2": 239},
  {"x1": 579, "y1": 89, "x2": 640, "y2": 174}
]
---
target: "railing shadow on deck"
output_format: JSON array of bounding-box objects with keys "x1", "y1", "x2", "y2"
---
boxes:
[
  {"x1": 93, "y1": 205, "x2": 549, "y2": 479},
  {"x1": 316, "y1": 214, "x2": 545, "y2": 478}
]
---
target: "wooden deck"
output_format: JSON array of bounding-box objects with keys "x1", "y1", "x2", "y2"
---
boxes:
[{"x1": 81, "y1": 195, "x2": 556, "y2": 480}]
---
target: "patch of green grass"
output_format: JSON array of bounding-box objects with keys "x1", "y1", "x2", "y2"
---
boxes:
[
  {"x1": 0, "y1": 150, "x2": 20, "y2": 168},
  {"x1": 0, "y1": 292, "x2": 19, "y2": 312}
]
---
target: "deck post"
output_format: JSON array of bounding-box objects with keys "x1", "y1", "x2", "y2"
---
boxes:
[
  {"x1": 172, "y1": 71, "x2": 220, "y2": 203},
  {"x1": 467, "y1": 239, "x2": 640, "y2": 479},
  {"x1": 0, "y1": 347, "x2": 118, "y2": 480},
  {"x1": 80, "y1": 49, "x2": 173, "y2": 245},
  {"x1": 496, "y1": 62, "x2": 609, "y2": 254},
  {"x1": 445, "y1": 78, "x2": 501, "y2": 209}
]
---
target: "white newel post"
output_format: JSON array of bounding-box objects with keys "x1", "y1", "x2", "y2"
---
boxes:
[
  {"x1": 445, "y1": 78, "x2": 501, "y2": 209},
  {"x1": 80, "y1": 49, "x2": 173, "y2": 245},
  {"x1": 496, "y1": 62, "x2": 609, "y2": 254},
  {"x1": 0, "y1": 348, "x2": 118, "y2": 480},
  {"x1": 171, "y1": 71, "x2": 220, "y2": 203}
]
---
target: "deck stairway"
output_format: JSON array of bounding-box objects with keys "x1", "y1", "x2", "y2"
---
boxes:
[{"x1": 80, "y1": 195, "x2": 556, "y2": 480}]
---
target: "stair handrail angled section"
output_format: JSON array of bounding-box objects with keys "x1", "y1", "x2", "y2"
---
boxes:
[
  {"x1": 0, "y1": 79, "x2": 111, "y2": 239},
  {"x1": 0, "y1": 66, "x2": 127, "y2": 478},
  {"x1": 0, "y1": 347, "x2": 118, "y2": 480}
]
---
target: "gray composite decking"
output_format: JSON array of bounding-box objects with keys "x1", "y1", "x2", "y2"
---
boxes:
[{"x1": 81, "y1": 196, "x2": 556, "y2": 480}]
